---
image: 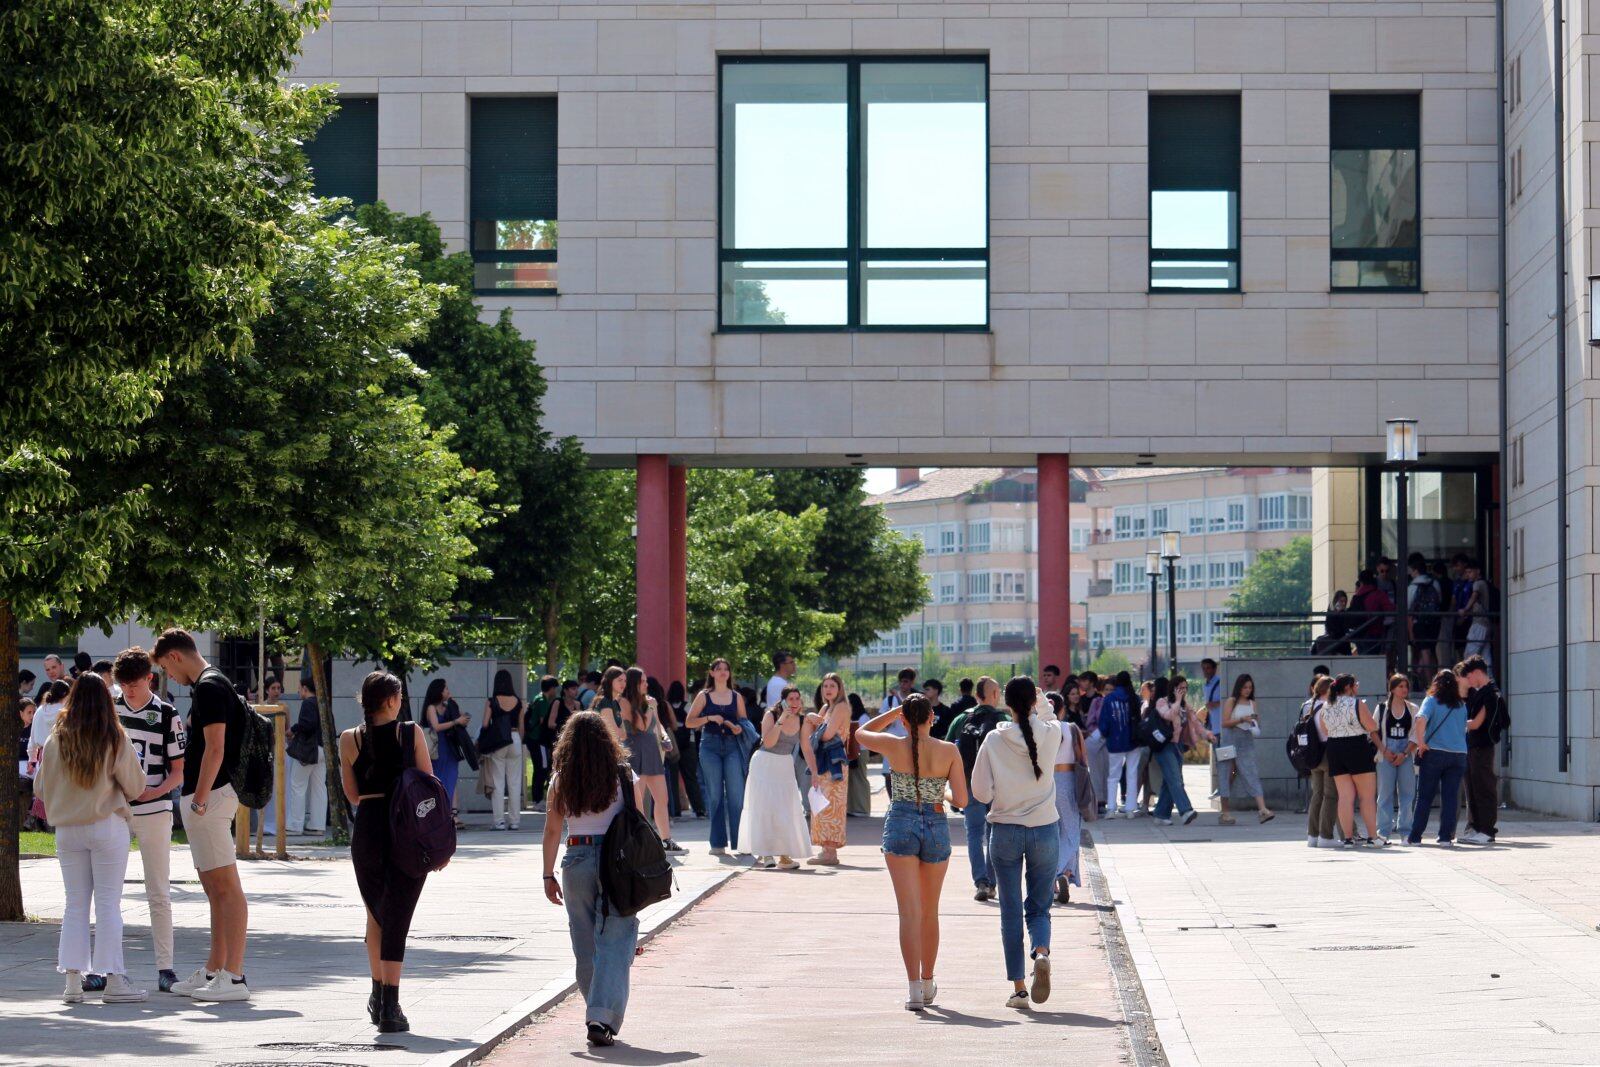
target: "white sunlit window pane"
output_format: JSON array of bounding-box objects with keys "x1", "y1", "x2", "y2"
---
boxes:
[
  {"x1": 861, "y1": 62, "x2": 987, "y2": 249},
  {"x1": 862, "y1": 261, "x2": 986, "y2": 326},
  {"x1": 1151, "y1": 190, "x2": 1235, "y2": 249},
  {"x1": 720, "y1": 261, "x2": 847, "y2": 326},
  {"x1": 722, "y1": 64, "x2": 848, "y2": 250}
]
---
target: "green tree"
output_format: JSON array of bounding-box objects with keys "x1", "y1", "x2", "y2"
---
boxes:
[
  {"x1": 349, "y1": 204, "x2": 587, "y2": 656},
  {"x1": 1086, "y1": 649, "x2": 1133, "y2": 679},
  {"x1": 551, "y1": 468, "x2": 638, "y2": 670},
  {"x1": 0, "y1": 0, "x2": 325, "y2": 920},
  {"x1": 767, "y1": 469, "x2": 927, "y2": 657},
  {"x1": 1224, "y1": 535, "x2": 1313, "y2": 653}
]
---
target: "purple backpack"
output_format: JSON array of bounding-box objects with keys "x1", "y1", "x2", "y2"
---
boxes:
[{"x1": 389, "y1": 722, "x2": 456, "y2": 878}]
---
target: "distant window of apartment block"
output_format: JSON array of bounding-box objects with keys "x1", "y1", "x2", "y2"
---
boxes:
[
  {"x1": 470, "y1": 97, "x2": 557, "y2": 293},
  {"x1": 1148, "y1": 95, "x2": 1240, "y2": 291},
  {"x1": 1330, "y1": 94, "x2": 1420, "y2": 291},
  {"x1": 303, "y1": 97, "x2": 378, "y2": 207},
  {"x1": 719, "y1": 58, "x2": 989, "y2": 329}
]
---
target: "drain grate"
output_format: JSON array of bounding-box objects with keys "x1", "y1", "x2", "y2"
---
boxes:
[
  {"x1": 412, "y1": 933, "x2": 517, "y2": 942},
  {"x1": 1311, "y1": 944, "x2": 1412, "y2": 952},
  {"x1": 258, "y1": 1043, "x2": 402, "y2": 1053}
]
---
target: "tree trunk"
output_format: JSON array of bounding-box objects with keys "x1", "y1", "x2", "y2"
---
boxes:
[
  {"x1": 307, "y1": 643, "x2": 351, "y2": 840},
  {"x1": 579, "y1": 631, "x2": 591, "y2": 675},
  {"x1": 390, "y1": 656, "x2": 413, "y2": 721},
  {"x1": 0, "y1": 600, "x2": 22, "y2": 921},
  {"x1": 543, "y1": 587, "x2": 560, "y2": 675}
]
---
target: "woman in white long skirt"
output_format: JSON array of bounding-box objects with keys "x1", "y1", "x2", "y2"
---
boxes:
[{"x1": 739, "y1": 687, "x2": 819, "y2": 869}]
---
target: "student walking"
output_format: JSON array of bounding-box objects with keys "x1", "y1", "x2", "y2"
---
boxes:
[
  {"x1": 112, "y1": 648, "x2": 186, "y2": 992},
  {"x1": 481, "y1": 670, "x2": 526, "y2": 831},
  {"x1": 973, "y1": 677, "x2": 1062, "y2": 1010},
  {"x1": 857, "y1": 694, "x2": 967, "y2": 1011},
  {"x1": 1374, "y1": 674, "x2": 1418, "y2": 840},
  {"x1": 339, "y1": 671, "x2": 437, "y2": 1033},
  {"x1": 542, "y1": 712, "x2": 644, "y2": 1047},
  {"x1": 35, "y1": 674, "x2": 148, "y2": 1004},
  {"x1": 422, "y1": 679, "x2": 469, "y2": 828},
  {"x1": 952, "y1": 677, "x2": 1004, "y2": 901},
  {"x1": 1407, "y1": 669, "x2": 1471, "y2": 846},
  {"x1": 152, "y1": 628, "x2": 252, "y2": 1002},
  {"x1": 1101, "y1": 672, "x2": 1142, "y2": 817},
  {"x1": 1051, "y1": 701, "x2": 1087, "y2": 904},
  {"x1": 1216, "y1": 674, "x2": 1274, "y2": 825},
  {"x1": 739, "y1": 687, "x2": 818, "y2": 869},
  {"x1": 807, "y1": 673, "x2": 852, "y2": 864},
  {"x1": 1148, "y1": 677, "x2": 1201, "y2": 825},
  {"x1": 684, "y1": 659, "x2": 749, "y2": 856},
  {"x1": 1318, "y1": 675, "x2": 1384, "y2": 846},
  {"x1": 619, "y1": 666, "x2": 682, "y2": 853}
]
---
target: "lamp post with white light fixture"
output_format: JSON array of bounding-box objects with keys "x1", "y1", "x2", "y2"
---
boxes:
[{"x1": 1387, "y1": 418, "x2": 1419, "y2": 683}]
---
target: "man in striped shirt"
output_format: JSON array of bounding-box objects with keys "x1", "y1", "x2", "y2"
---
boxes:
[{"x1": 114, "y1": 647, "x2": 187, "y2": 993}]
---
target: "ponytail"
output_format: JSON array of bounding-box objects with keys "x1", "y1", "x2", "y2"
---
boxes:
[
  {"x1": 901, "y1": 693, "x2": 933, "y2": 784},
  {"x1": 1002, "y1": 676, "x2": 1043, "y2": 780},
  {"x1": 360, "y1": 670, "x2": 403, "y2": 730}
]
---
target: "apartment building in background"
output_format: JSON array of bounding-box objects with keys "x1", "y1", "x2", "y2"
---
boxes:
[
  {"x1": 861, "y1": 468, "x2": 1090, "y2": 668},
  {"x1": 1083, "y1": 468, "x2": 1313, "y2": 671}
]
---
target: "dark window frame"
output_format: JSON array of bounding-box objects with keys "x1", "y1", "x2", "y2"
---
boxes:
[
  {"x1": 1329, "y1": 93, "x2": 1422, "y2": 293},
  {"x1": 1147, "y1": 94, "x2": 1242, "y2": 294},
  {"x1": 470, "y1": 96, "x2": 559, "y2": 297},
  {"x1": 716, "y1": 55, "x2": 991, "y2": 333}
]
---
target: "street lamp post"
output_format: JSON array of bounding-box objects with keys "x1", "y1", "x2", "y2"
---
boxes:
[
  {"x1": 1387, "y1": 418, "x2": 1420, "y2": 684},
  {"x1": 1161, "y1": 531, "x2": 1182, "y2": 678},
  {"x1": 1145, "y1": 550, "x2": 1161, "y2": 679}
]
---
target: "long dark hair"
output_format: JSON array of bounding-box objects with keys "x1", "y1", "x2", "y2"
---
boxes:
[
  {"x1": 1149, "y1": 675, "x2": 1170, "y2": 709},
  {"x1": 1232, "y1": 674, "x2": 1254, "y2": 701},
  {"x1": 422, "y1": 678, "x2": 448, "y2": 710},
  {"x1": 1003, "y1": 676, "x2": 1043, "y2": 780},
  {"x1": 360, "y1": 670, "x2": 403, "y2": 726},
  {"x1": 549, "y1": 711, "x2": 629, "y2": 817},
  {"x1": 622, "y1": 666, "x2": 649, "y2": 726},
  {"x1": 902, "y1": 692, "x2": 933, "y2": 784},
  {"x1": 597, "y1": 666, "x2": 624, "y2": 705},
  {"x1": 1330, "y1": 673, "x2": 1358, "y2": 699},
  {"x1": 492, "y1": 669, "x2": 518, "y2": 700},
  {"x1": 703, "y1": 657, "x2": 731, "y2": 692},
  {"x1": 1428, "y1": 669, "x2": 1461, "y2": 706}
]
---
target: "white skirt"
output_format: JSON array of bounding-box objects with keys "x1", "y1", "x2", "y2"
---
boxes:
[{"x1": 738, "y1": 749, "x2": 812, "y2": 858}]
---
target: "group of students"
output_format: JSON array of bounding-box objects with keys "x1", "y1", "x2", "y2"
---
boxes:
[{"x1": 1293, "y1": 655, "x2": 1508, "y2": 848}]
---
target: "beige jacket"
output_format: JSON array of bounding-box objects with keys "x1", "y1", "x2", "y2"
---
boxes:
[{"x1": 35, "y1": 735, "x2": 145, "y2": 827}]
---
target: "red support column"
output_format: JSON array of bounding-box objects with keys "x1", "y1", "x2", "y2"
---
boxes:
[
  {"x1": 1037, "y1": 454, "x2": 1072, "y2": 678},
  {"x1": 668, "y1": 465, "x2": 688, "y2": 689},
  {"x1": 636, "y1": 455, "x2": 671, "y2": 684}
]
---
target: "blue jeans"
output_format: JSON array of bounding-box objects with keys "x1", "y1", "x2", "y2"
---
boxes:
[
  {"x1": 561, "y1": 844, "x2": 639, "y2": 1032},
  {"x1": 882, "y1": 800, "x2": 952, "y2": 863},
  {"x1": 1409, "y1": 749, "x2": 1467, "y2": 844},
  {"x1": 989, "y1": 822, "x2": 1059, "y2": 981},
  {"x1": 1150, "y1": 744, "x2": 1194, "y2": 820},
  {"x1": 698, "y1": 731, "x2": 745, "y2": 850},
  {"x1": 1375, "y1": 747, "x2": 1416, "y2": 838},
  {"x1": 962, "y1": 799, "x2": 995, "y2": 889}
]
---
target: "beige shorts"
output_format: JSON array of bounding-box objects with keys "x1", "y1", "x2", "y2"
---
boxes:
[{"x1": 183, "y1": 784, "x2": 239, "y2": 872}]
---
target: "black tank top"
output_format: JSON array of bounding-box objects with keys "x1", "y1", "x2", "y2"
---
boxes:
[{"x1": 354, "y1": 719, "x2": 410, "y2": 797}]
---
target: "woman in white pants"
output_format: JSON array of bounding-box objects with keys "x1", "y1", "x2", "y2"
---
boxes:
[
  {"x1": 34, "y1": 674, "x2": 148, "y2": 1004},
  {"x1": 483, "y1": 670, "x2": 526, "y2": 830}
]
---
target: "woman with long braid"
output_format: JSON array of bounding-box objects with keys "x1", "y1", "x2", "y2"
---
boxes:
[
  {"x1": 972, "y1": 676, "x2": 1063, "y2": 1010},
  {"x1": 858, "y1": 693, "x2": 967, "y2": 1012}
]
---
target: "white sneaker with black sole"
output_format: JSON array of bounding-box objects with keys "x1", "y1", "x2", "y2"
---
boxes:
[
  {"x1": 1031, "y1": 955, "x2": 1052, "y2": 1003},
  {"x1": 1459, "y1": 830, "x2": 1493, "y2": 845},
  {"x1": 1182, "y1": 810, "x2": 1199, "y2": 825},
  {"x1": 1006, "y1": 990, "x2": 1030, "y2": 1010},
  {"x1": 170, "y1": 968, "x2": 213, "y2": 997},
  {"x1": 191, "y1": 969, "x2": 251, "y2": 1002}
]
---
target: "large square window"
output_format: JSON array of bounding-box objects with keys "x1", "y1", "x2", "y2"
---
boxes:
[
  {"x1": 1148, "y1": 95, "x2": 1240, "y2": 291},
  {"x1": 720, "y1": 59, "x2": 989, "y2": 329},
  {"x1": 471, "y1": 98, "x2": 557, "y2": 293},
  {"x1": 1330, "y1": 94, "x2": 1420, "y2": 291}
]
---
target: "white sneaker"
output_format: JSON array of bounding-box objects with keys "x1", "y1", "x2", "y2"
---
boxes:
[
  {"x1": 775, "y1": 857, "x2": 800, "y2": 870},
  {"x1": 904, "y1": 990, "x2": 924, "y2": 1011},
  {"x1": 171, "y1": 967, "x2": 213, "y2": 996},
  {"x1": 1307, "y1": 835, "x2": 1318, "y2": 848},
  {"x1": 103, "y1": 974, "x2": 148, "y2": 1003},
  {"x1": 191, "y1": 969, "x2": 251, "y2": 1002},
  {"x1": 1319, "y1": 837, "x2": 1339, "y2": 849},
  {"x1": 1459, "y1": 830, "x2": 1493, "y2": 845},
  {"x1": 1030, "y1": 954, "x2": 1052, "y2": 1003},
  {"x1": 62, "y1": 972, "x2": 83, "y2": 1004},
  {"x1": 1006, "y1": 990, "x2": 1030, "y2": 1010},
  {"x1": 709, "y1": 847, "x2": 727, "y2": 856},
  {"x1": 921, "y1": 978, "x2": 937, "y2": 1006}
]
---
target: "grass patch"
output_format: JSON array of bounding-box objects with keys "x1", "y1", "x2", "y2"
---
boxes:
[{"x1": 19, "y1": 830, "x2": 188, "y2": 857}]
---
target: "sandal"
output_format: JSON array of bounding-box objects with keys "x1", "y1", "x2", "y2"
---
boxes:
[
  {"x1": 1217, "y1": 814, "x2": 1237, "y2": 826},
  {"x1": 1259, "y1": 810, "x2": 1276, "y2": 824}
]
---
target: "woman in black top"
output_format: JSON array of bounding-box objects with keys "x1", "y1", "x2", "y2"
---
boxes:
[{"x1": 339, "y1": 671, "x2": 435, "y2": 1033}]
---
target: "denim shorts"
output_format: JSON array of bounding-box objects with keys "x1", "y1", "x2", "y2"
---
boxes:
[{"x1": 881, "y1": 800, "x2": 952, "y2": 863}]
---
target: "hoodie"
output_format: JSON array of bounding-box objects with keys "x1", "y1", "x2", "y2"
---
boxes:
[{"x1": 971, "y1": 714, "x2": 1063, "y2": 827}]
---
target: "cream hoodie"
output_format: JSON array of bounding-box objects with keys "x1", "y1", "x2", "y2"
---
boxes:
[{"x1": 971, "y1": 714, "x2": 1063, "y2": 826}]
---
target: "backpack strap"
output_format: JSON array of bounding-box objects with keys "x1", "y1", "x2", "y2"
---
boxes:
[
  {"x1": 1423, "y1": 702, "x2": 1457, "y2": 746},
  {"x1": 401, "y1": 721, "x2": 417, "y2": 771},
  {"x1": 616, "y1": 761, "x2": 636, "y2": 813}
]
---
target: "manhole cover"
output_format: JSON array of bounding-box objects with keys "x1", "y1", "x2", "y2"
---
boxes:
[
  {"x1": 258, "y1": 1043, "x2": 402, "y2": 1053},
  {"x1": 1311, "y1": 944, "x2": 1412, "y2": 952},
  {"x1": 412, "y1": 934, "x2": 517, "y2": 942}
]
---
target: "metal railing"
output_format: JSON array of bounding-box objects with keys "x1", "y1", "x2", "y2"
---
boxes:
[{"x1": 1220, "y1": 608, "x2": 1502, "y2": 682}]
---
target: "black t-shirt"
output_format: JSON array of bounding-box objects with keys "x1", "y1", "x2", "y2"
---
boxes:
[
  {"x1": 1467, "y1": 683, "x2": 1503, "y2": 749},
  {"x1": 184, "y1": 667, "x2": 243, "y2": 796},
  {"x1": 949, "y1": 694, "x2": 977, "y2": 719},
  {"x1": 930, "y1": 701, "x2": 955, "y2": 739}
]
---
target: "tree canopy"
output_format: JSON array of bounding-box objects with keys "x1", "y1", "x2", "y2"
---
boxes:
[{"x1": 1224, "y1": 536, "x2": 1313, "y2": 653}]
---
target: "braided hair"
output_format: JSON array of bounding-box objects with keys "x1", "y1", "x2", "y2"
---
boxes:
[
  {"x1": 901, "y1": 693, "x2": 933, "y2": 784},
  {"x1": 1003, "y1": 676, "x2": 1043, "y2": 780}
]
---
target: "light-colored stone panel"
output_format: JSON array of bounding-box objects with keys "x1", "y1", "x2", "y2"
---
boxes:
[
  {"x1": 945, "y1": 381, "x2": 1031, "y2": 438},
  {"x1": 1283, "y1": 162, "x2": 1327, "y2": 220},
  {"x1": 1243, "y1": 236, "x2": 1287, "y2": 293},
  {"x1": 853, "y1": 382, "x2": 943, "y2": 436},
  {"x1": 512, "y1": 20, "x2": 598, "y2": 77},
  {"x1": 597, "y1": 309, "x2": 675, "y2": 366},
  {"x1": 1029, "y1": 18, "x2": 1110, "y2": 74},
  {"x1": 420, "y1": 94, "x2": 466, "y2": 150},
  {"x1": 1376, "y1": 308, "x2": 1470, "y2": 366},
  {"x1": 1287, "y1": 308, "x2": 1378, "y2": 364},
  {"x1": 598, "y1": 92, "x2": 676, "y2": 149},
  {"x1": 1030, "y1": 90, "x2": 1110, "y2": 148},
  {"x1": 379, "y1": 94, "x2": 421, "y2": 150},
  {"x1": 1029, "y1": 164, "x2": 1111, "y2": 219},
  {"x1": 758, "y1": 19, "x2": 853, "y2": 51},
  {"x1": 1196, "y1": 308, "x2": 1287, "y2": 364},
  {"x1": 1285, "y1": 19, "x2": 1374, "y2": 75},
  {"x1": 1196, "y1": 18, "x2": 1285, "y2": 75},
  {"x1": 596, "y1": 238, "x2": 677, "y2": 294},
  {"x1": 597, "y1": 21, "x2": 679, "y2": 76},
  {"x1": 332, "y1": 22, "x2": 422, "y2": 78},
  {"x1": 1029, "y1": 380, "x2": 1111, "y2": 436},
  {"x1": 1196, "y1": 379, "x2": 1287, "y2": 436},
  {"x1": 596, "y1": 165, "x2": 676, "y2": 221},
  {"x1": 1377, "y1": 18, "x2": 1467, "y2": 74},
  {"x1": 1029, "y1": 310, "x2": 1111, "y2": 366},
  {"x1": 1030, "y1": 236, "x2": 1110, "y2": 293},
  {"x1": 763, "y1": 381, "x2": 853, "y2": 437},
  {"x1": 544, "y1": 381, "x2": 598, "y2": 438},
  {"x1": 1109, "y1": 18, "x2": 1194, "y2": 75},
  {"x1": 422, "y1": 21, "x2": 511, "y2": 77},
  {"x1": 1110, "y1": 309, "x2": 1197, "y2": 365},
  {"x1": 1286, "y1": 378, "x2": 1377, "y2": 436}
]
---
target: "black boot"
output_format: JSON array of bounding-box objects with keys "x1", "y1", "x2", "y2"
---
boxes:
[
  {"x1": 378, "y1": 983, "x2": 409, "y2": 1033},
  {"x1": 368, "y1": 978, "x2": 382, "y2": 1025}
]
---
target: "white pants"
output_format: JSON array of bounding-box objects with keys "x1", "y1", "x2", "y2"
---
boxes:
[
  {"x1": 1106, "y1": 749, "x2": 1146, "y2": 814},
  {"x1": 57, "y1": 816, "x2": 131, "y2": 976},
  {"x1": 128, "y1": 810, "x2": 174, "y2": 970},
  {"x1": 487, "y1": 737, "x2": 524, "y2": 827},
  {"x1": 288, "y1": 748, "x2": 328, "y2": 833}
]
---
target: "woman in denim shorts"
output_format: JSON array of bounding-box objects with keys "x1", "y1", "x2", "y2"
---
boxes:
[{"x1": 857, "y1": 694, "x2": 969, "y2": 1013}]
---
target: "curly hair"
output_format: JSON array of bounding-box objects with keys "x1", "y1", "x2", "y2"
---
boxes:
[
  {"x1": 549, "y1": 711, "x2": 629, "y2": 818},
  {"x1": 55, "y1": 674, "x2": 126, "y2": 789}
]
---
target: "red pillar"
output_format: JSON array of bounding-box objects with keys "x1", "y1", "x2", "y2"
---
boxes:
[
  {"x1": 668, "y1": 465, "x2": 688, "y2": 689},
  {"x1": 636, "y1": 455, "x2": 670, "y2": 684},
  {"x1": 1037, "y1": 454, "x2": 1072, "y2": 677}
]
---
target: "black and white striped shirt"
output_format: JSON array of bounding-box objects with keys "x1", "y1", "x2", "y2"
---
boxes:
[{"x1": 117, "y1": 694, "x2": 187, "y2": 817}]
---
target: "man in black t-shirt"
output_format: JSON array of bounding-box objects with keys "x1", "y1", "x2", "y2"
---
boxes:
[
  {"x1": 152, "y1": 628, "x2": 252, "y2": 1003},
  {"x1": 1459, "y1": 655, "x2": 1505, "y2": 845}
]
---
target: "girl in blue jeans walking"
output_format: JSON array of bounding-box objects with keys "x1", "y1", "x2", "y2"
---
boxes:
[
  {"x1": 543, "y1": 712, "x2": 644, "y2": 1048},
  {"x1": 684, "y1": 659, "x2": 750, "y2": 855},
  {"x1": 972, "y1": 677, "x2": 1063, "y2": 1010}
]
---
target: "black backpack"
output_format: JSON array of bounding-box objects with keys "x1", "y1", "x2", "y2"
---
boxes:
[
  {"x1": 1285, "y1": 702, "x2": 1326, "y2": 776},
  {"x1": 1411, "y1": 577, "x2": 1442, "y2": 616},
  {"x1": 600, "y1": 763, "x2": 673, "y2": 918},
  {"x1": 385, "y1": 722, "x2": 456, "y2": 878},
  {"x1": 199, "y1": 669, "x2": 274, "y2": 810},
  {"x1": 956, "y1": 706, "x2": 1002, "y2": 780}
]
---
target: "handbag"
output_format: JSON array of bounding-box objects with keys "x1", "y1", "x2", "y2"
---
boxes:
[
  {"x1": 658, "y1": 722, "x2": 679, "y2": 764},
  {"x1": 424, "y1": 726, "x2": 439, "y2": 761},
  {"x1": 1069, "y1": 726, "x2": 1098, "y2": 821},
  {"x1": 477, "y1": 708, "x2": 512, "y2": 756},
  {"x1": 286, "y1": 730, "x2": 318, "y2": 767},
  {"x1": 1214, "y1": 744, "x2": 1238, "y2": 762}
]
